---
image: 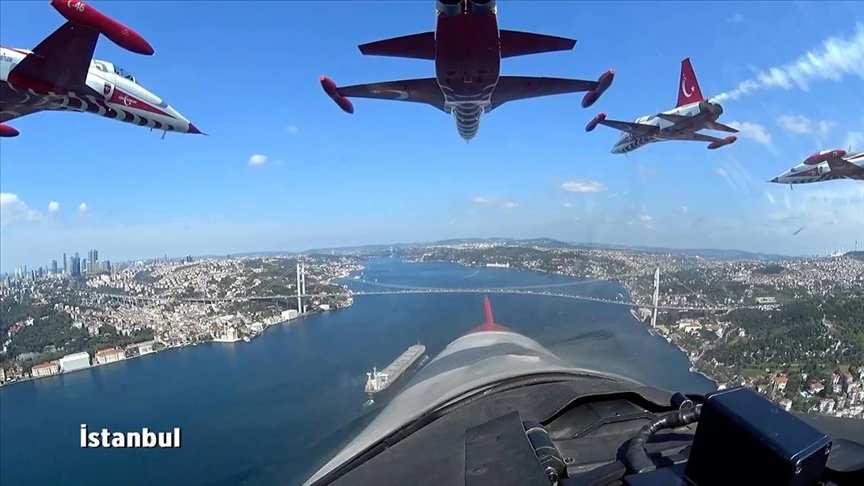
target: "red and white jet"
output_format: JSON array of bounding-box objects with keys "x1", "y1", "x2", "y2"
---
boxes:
[
  {"x1": 769, "y1": 149, "x2": 864, "y2": 185},
  {"x1": 0, "y1": 0, "x2": 202, "y2": 138},
  {"x1": 319, "y1": 0, "x2": 615, "y2": 142},
  {"x1": 585, "y1": 58, "x2": 738, "y2": 154}
]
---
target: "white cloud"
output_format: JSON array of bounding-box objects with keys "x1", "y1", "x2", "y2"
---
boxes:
[
  {"x1": 762, "y1": 184, "x2": 864, "y2": 231},
  {"x1": 562, "y1": 202, "x2": 572, "y2": 208},
  {"x1": 776, "y1": 115, "x2": 836, "y2": 138},
  {"x1": 562, "y1": 180, "x2": 607, "y2": 194},
  {"x1": 248, "y1": 154, "x2": 268, "y2": 166},
  {"x1": 47, "y1": 201, "x2": 60, "y2": 213},
  {"x1": 77, "y1": 202, "x2": 90, "y2": 217},
  {"x1": 0, "y1": 193, "x2": 41, "y2": 226},
  {"x1": 712, "y1": 22, "x2": 864, "y2": 102},
  {"x1": 473, "y1": 196, "x2": 519, "y2": 209},
  {"x1": 636, "y1": 165, "x2": 658, "y2": 177},
  {"x1": 776, "y1": 115, "x2": 811, "y2": 134},
  {"x1": 727, "y1": 121, "x2": 772, "y2": 146},
  {"x1": 286, "y1": 125, "x2": 298, "y2": 134},
  {"x1": 845, "y1": 131, "x2": 864, "y2": 150},
  {"x1": 728, "y1": 12, "x2": 744, "y2": 24}
]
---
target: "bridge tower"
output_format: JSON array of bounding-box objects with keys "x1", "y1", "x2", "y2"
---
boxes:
[
  {"x1": 650, "y1": 267, "x2": 660, "y2": 328},
  {"x1": 296, "y1": 262, "x2": 302, "y2": 314},
  {"x1": 295, "y1": 261, "x2": 307, "y2": 314},
  {"x1": 300, "y1": 262, "x2": 307, "y2": 313}
]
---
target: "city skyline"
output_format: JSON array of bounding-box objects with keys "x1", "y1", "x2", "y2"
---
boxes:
[
  {"x1": 3, "y1": 234, "x2": 862, "y2": 277},
  {"x1": 1, "y1": 2, "x2": 863, "y2": 269},
  {"x1": 5, "y1": 247, "x2": 108, "y2": 279}
]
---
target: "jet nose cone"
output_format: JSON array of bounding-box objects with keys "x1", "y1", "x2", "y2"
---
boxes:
[
  {"x1": 770, "y1": 177, "x2": 779, "y2": 183},
  {"x1": 164, "y1": 103, "x2": 203, "y2": 135}
]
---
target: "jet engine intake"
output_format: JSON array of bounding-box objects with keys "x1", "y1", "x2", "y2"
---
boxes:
[
  {"x1": 803, "y1": 149, "x2": 846, "y2": 165},
  {"x1": 468, "y1": 0, "x2": 496, "y2": 15},
  {"x1": 50, "y1": 0, "x2": 154, "y2": 56},
  {"x1": 437, "y1": 0, "x2": 464, "y2": 16},
  {"x1": 707, "y1": 136, "x2": 737, "y2": 150},
  {"x1": 0, "y1": 124, "x2": 20, "y2": 138},
  {"x1": 319, "y1": 76, "x2": 355, "y2": 114},
  {"x1": 698, "y1": 100, "x2": 723, "y2": 116},
  {"x1": 585, "y1": 112, "x2": 607, "y2": 132},
  {"x1": 581, "y1": 69, "x2": 615, "y2": 108}
]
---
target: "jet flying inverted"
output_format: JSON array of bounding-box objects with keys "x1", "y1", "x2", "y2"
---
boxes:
[
  {"x1": 0, "y1": 0, "x2": 202, "y2": 138},
  {"x1": 585, "y1": 58, "x2": 738, "y2": 154},
  {"x1": 319, "y1": 0, "x2": 615, "y2": 141},
  {"x1": 769, "y1": 149, "x2": 864, "y2": 185}
]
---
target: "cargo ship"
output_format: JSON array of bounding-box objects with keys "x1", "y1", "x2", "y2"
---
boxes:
[{"x1": 365, "y1": 344, "x2": 428, "y2": 398}]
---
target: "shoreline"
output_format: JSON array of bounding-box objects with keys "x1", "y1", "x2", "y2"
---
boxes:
[
  {"x1": 1, "y1": 268, "x2": 362, "y2": 389},
  {"x1": 0, "y1": 313, "x2": 316, "y2": 390},
  {"x1": 2, "y1": 259, "x2": 715, "y2": 390}
]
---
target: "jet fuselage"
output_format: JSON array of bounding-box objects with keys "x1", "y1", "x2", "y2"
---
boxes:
[
  {"x1": 612, "y1": 100, "x2": 723, "y2": 154},
  {"x1": 434, "y1": 3, "x2": 501, "y2": 140},
  {"x1": 770, "y1": 152, "x2": 864, "y2": 184},
  {"x1": 0, "y1": 46, "x2": 200, "y2": 134}
]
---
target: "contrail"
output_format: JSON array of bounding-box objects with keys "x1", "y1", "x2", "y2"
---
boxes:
[{"x1": 712, "y1": 22, "x2": 864, "y2": 102}]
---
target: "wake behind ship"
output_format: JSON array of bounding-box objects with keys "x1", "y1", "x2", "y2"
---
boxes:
[{"x1": 365, "y1": 344, "x2": 428, "y2": 398}]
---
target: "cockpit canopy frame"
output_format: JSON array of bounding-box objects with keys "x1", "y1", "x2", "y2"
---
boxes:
[{"x1": 92, "y1": 60, "x2": 137, "y2": 84}]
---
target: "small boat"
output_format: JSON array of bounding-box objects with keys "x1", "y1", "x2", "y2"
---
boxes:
[{"x1": 243, "y1": 336, "x2": 251, "y2": 343}]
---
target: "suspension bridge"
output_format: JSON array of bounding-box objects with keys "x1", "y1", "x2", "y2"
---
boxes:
[{"x1": 96, "y1": 264, "x2": 742, "y2": 313}]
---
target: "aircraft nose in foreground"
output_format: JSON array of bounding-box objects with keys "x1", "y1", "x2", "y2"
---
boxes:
[{"x1": 165, "y1": 104, "x2": 204, "y2": 135}]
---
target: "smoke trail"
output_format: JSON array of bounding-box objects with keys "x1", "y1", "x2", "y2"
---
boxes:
[{"x1": 711, "y1": 23, "x2": 864, "y2": 102}]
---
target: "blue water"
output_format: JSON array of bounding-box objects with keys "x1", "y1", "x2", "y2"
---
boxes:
[{"x1": 0, "y1": 259, "x2": 714, "y2": 486}]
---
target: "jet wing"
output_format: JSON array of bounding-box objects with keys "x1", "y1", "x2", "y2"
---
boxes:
[
  {"x1": 10, "y1": 21, "x2": 100, "y2": 92},
  {"x1": 673, "y1": 131, "x2": 726, "y2": 143},
  {"x1": 704, "y1": 121, "x2": 739, "y2": 133},
  {"x1": 490, "y1": 76, "x2": 598, "y2": 110},
  {"x1": 825, "y1": 154, "x2": 864, "y2": 176},
  {"x1": 654, "y1": 114, "x2": 738, "y2": 134},
  {"x1": 335, "y1": 78, "x2": 446, "y2": 111},
  {"x1": 0, "y1": 106, "x2": 46, "y2": 124},
  {"x1": 656, "y1": 113, "x2": 689, "y2": 123},
  {"x1": 596, "y1": 117, "x2": 659, "y2": 138}
]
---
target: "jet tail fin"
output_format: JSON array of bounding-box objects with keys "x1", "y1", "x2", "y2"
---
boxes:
[
  {"x1": 466, "y1": 296, "x2": 511, "y2": 334},
  {"x1": 358, "y1": 32, "x2": 435, "y2": 60},
  {"x1": 484, "y1": 296, "x2": 494, "y2": 329},
  {"x1": 676, "y1": 57, "x2": 705, "y2": 107},
  {"x1": 498, "y1": 30, "x2": 576, "y2": 58}
]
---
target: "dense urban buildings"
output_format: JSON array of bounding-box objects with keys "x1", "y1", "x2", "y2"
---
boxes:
[{"x1": 1, "y1": 239, "x2": 862, "y2": 419}]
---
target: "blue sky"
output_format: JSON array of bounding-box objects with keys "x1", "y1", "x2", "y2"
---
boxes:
[{"x1": 1, "y1": 1, "x2": 863, "y2": 270}]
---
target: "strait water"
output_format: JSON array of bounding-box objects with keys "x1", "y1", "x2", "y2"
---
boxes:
[{"x1": 0, "y1": 259, "x2": 714, "y2": 486}]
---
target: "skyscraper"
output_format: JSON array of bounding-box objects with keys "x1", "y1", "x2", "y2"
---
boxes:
[
  {"x1": 52, "y1": 260, "x2": 58, "y2": 274},
  {"x1": 63, "y1": 253, "x2": 67, "y2": 273},
  {"x1": 70, "y1": 254, "x2": 81, "y2": 278}
]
